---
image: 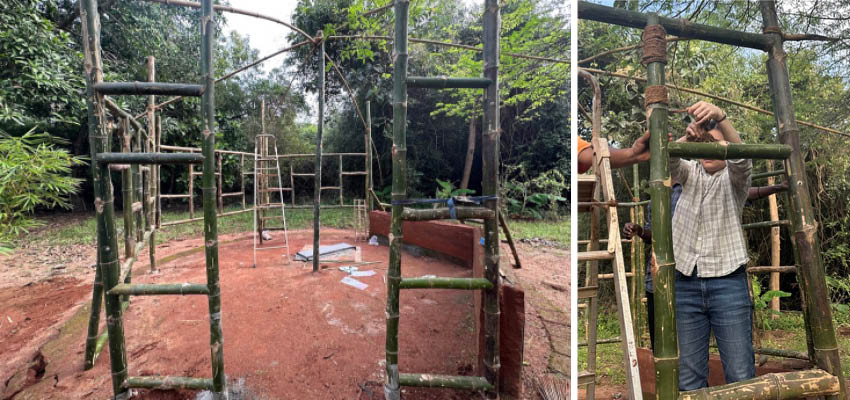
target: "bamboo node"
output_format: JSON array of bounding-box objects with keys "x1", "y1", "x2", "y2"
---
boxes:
[{"x1": 641, "y1": 24, "x2": 667, "y2": 65}]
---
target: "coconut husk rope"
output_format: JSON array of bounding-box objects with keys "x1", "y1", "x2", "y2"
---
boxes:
[
  {"x1": 645, "y1": 85, "x2": 668, "y2": 107},
  {"x1": 641, "y1": 24, "x2": 667, "y2": 65}
]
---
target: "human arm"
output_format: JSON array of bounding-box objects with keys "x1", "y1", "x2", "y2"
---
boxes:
[
  {"x1": 687, "y1": 101, "x2": 742, "y2": 144},
  {"x1": 623, "y1": 222, "x2": 651, "y2": 243}
]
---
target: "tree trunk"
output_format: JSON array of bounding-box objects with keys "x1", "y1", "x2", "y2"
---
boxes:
[{"x1": 460, "y1": 117, "x2": 476, "y2": 190}]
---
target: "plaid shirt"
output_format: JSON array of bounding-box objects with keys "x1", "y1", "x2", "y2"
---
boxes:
[{"x1": 669, "y1": 156, "x2": 752, "y2": 277}]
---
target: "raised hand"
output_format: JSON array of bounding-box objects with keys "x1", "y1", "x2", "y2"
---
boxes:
[{"x1": 687, "y1": 101, "x2": 725, "y2": 125}]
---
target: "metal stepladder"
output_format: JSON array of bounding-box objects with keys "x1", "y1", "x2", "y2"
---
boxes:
[
  {"x1": 79, "y1": 0, "x2": 226, "y2": 397},
  {"x1": 577, "y1": 71, "x2": 642, "y2": 400},
  {"x1": 383, "y1": 0, "x2": 501, "y2": 398},
  {"x1": 253, "y1": 130, "x2": 292, "y2": 267}
]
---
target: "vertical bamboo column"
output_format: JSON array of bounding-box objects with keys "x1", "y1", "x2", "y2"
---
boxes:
[
  {"x1": 146, "y1": 56, "x2": 157, "y2": 272},
  {"x1": 481, "y1": 0, "x2": 501, "y2": 394},
  {"x1": 132, "y1": 128, "x2": 143, "y2": 244},
  {"x1": 760, "y1": 3, "x2": 845, "y2": 397},
  {"x1": 339, "y1": 154, "x2": 344, "y2": 205},
  {"x1": 121, "y1": 119, "x2": 134, "y2": 259},
  {"x1": 156, "y1": 114, "x2": 162, "y2": 228},
  {"x1": 240, "y1": 154, "x2": 246, "y2": 209},
  {"x1": 644, "y1": 14, "x2": 678, "y2": 399},
  {"x1": 633, "y1": 163, "x2": 646, "y2": 345},
  {"x1": 217, "y1": 153, "x2": 223, "y2": 215},
  {"x1": 366, "y1": 101, "x2": 373, "y2": 212},
  {"x1": 80, "y1": 0, "x2": 128, "y2": 394},
  {"x1": 200, "y1": 0, "x2": 226, "y2": 394},
  {"x1": 312, "y1": 32, "x2": 325, "y2": 273},
  {"x1": 189, "y1": 162, "x2": 195, "y2": 219},
  {"x1": 290, "y1": 164, "x2": 295, "y2": 205},
  {"x1": 385, "y1": 1, "x2": 408, "y2": 397}
]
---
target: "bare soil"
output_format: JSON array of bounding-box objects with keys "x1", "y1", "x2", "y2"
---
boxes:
[{"x1": 0, "y1": 226, "x2": 568, "y2": 400}]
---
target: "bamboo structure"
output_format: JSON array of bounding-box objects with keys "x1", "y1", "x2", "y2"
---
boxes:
[
  {"x1": 313, "y1": 32, "x2": 325, "y2": 273},
  {"x1": 578, "y1": 2, "x2": 846, "y2": 398}
]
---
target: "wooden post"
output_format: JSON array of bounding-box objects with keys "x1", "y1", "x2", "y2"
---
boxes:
[
  {"x1": 644, "y1": 14, "x2": 679, "y2": 399},
  {"x1": 761, "y1": 3, "x2": 846, "y2": 397},
  {"x1": 366, "y1": 101, "x2": 373, "y2": 212},
  {"x1": 766, "y1": 160, "x2": 781, "y2": 316},
  {"x1": 633, "y1": 163, "x2": 646, "y2": 345},
  {"x1": 312, "y1": 32, "x2": 325, "y2": 273},
  {"x1": 481, "y1": 0, "x2": 501, "y2": 394},
  {"x1": 80, "y1": 0, "x2": 128, "y2": 394},
  {"x1": 189, "y1": 163, "x2": 195, "y2": 219},
  {"x1": 146, "y1": 55, "x2": 157, "y2": 272},
  {"x1": 240, "y1": 154, "x2": 246, "y2": 209},
  {"x1": 385, "y1": 2, "x2": 408, "y2": 397},
  {"x1": 290, "y1": 163, "x2": 295, "y2": 205}
]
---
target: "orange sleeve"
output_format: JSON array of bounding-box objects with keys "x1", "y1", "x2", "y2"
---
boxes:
[{"x1": 577, "y1": 137, "x2": 591, "y2": 174}]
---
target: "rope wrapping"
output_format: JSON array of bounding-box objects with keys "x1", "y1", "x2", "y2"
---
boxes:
[
  {"x1": 645, "y1": 85, "x2": 669, "y2": 107},
  {"x1": 641, "y1": 24, "x2": 668, "y2": 65}
]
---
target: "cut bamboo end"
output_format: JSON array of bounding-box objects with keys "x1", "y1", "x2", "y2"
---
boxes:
[
  {"x1": 123, "y1": 376, "x2": 214, "y2": 390},
  {"x1": 399, "y1": 277, "x2": 493, "y2": 290},
  {"x1": 107, "y1": 283, "x2": 209, "y2": 296},
  {"x1": 678, "y1": 370, "x2": 839, "y2": 400},
  {"x1": 401, "y1": 206, "x2": 494, "y2": 221},
  {"x1": 398, "y1": 373, "x2": 493, "y2": 390}
]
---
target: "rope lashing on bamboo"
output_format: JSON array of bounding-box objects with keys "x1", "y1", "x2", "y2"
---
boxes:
[
  {"x1": 645, "y1": 85, "x2": 668, "y2": 107},
  {"x1": 391, "y1": 196, "x2": 498, "y2": 219},
  {"x1": 763, "y1": 26, "x2": 783, "y2": 35},
  {"x1": 641, "y1": 24, "x2": 667, "y2": 65}
]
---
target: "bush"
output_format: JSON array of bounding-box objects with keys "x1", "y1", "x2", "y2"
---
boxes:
[{"x1": 0, "y1": 128, "x2": 85, "y2": 252}]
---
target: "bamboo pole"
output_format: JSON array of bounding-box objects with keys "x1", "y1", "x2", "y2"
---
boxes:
[
  {"x1": 83, "y1": 258, "x2": 104, "y2": 370},
  {"x1": 189, "y1": 163, "x2": 195, "y2": 219},
  {"x1": 200, "y1": 0, "x2": 226, "y2": 394},
  {"x1": 96, "y1": 152, "x2": 204, "y2": 164},
  {"x1": 156, "y1": 115, "x2": 162, "y2": 228},
  {"x1": 146, "y1": 56, "x2": 157, "y2": 272},
  {"x1": 80, "y1": 0, "x2": 128, "y2": 394},
  {"x1": 398, "y1": 374, "x2": 494, "y2": 390},
  {"x1": 120, "y1": 119, "x2": 134, "y2": 260},
  {"x1": 217, "y1": 153, "x2": 223, "y2": 214},
  {"x1": 366, "y1": 101, "x2": 373, "y2": 212},
  {"x1": 761, "y1": 3, "x2": 846, "y2": 398},
  {"x1": 240, "y1": 154, "x2": 246, "y2": 209},
  {"x1": 313, "y1": 32, "x2": 325, "y2": 273},
  {"x1": 339, "y1": 154, "x2": 344, "y2": 205},
  {"x1": 481, "y1": 0, "x2": 501, "y2": 394},
  {"x1": 667, "y1": 142, "x2": 791, "y2": 160},
  {"x1": 767, "y1": 160, "x2": 781, "y2": 316},
  {"x1": 678, "y1": 370, "x2": 839, "y2": 400},
  {"x1": 124, "y1": 376, "x2": 214, "y2": 391},
  {"x1": 399, "y1": 277, "x2": 493, "y2": 290},
  {"x1": 498, "y1": 211, "x2": 522, "y2": 269},
  {"x1": 633, "y1": 163, "x2": 646, "y2": 347},
  {"x1": 385, "y1": 2, "x2": 408, "y2": 397},
  {"x1": 643, "y1": 14, "x2": 679, "y2": 399},
  {"x1": 401, "y1": 207, "x2": 494, "y2": 221}
]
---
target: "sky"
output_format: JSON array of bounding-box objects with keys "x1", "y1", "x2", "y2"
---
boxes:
[{"x1": 222, "y1": 0, "x2": 302, "y2": 73}]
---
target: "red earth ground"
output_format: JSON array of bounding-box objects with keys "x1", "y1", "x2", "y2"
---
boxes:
[{"x1": 1, "y1": 224, "x2": 568, "y2": 400}]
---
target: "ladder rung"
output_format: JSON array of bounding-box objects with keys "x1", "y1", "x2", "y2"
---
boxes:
[
  {"x1": 259, "y1": 188, "x2": 292, "y2": 192},
  {"x1": 341, "y1": 171, "x2": 367, "y2": 176},
  {"x1": 255, "y1": 245, "x2": 289, "y2": 250},
  {"x1": 264, "y1": 227, "x2": 288, "y2": 231},
  {"x1": 257, "y1": 203, "x2": 287, "y2": 208},
  {"x1": 577, "y1": 371, "x2": 595, "y2": 385},
  {"x1": 95, "y1": 82, "x2": 203, "y2": 97},
  {"x1": 124, "y1": 376, "x2": 213, "y2": 390},
  {"x1": 743, "y1": 220, "x2": 791, "y2": 230},
  {"x1": 96, "y1": 152, "x2": 203, "y2": 165},
  {"x1": 747, "y1": 266, "x2": 797, "y2": 274},
  {"x1": 402, "y1": 206, "x2": 494, "y2": 221},
  {"x1": 255, "y1": 157, "x2": 278, "y2": 161},
  {"x1": 599, "y1": 272, "x2": 634, "y2": 279},
  {"x1": 577, "y1": 250, "x2": 614, "y2": 262},
  {"x1": 578, "y1": 285, "x2": 598, "y2": 299},
  {"x1": 256, "y1": 167, "x2": 279, "y2": 170},
  {"x1": 107, "y1": 283, "x2": 209, "y2": 296},
  {"x1": 291, "y1": 173, "x2": 316, "y2": 177},
  {"x1": 399, "y1": 277, "x2": 493, "y2": 290},
  {"x1": 260, "y1": 216, "x2": 283, "y2": 220},
  {"x1": 398, "y1": 373, "x2": 493, "y2": 390},
  {"x1": 160, "y1": 194, "x2": 191, "y2": 199},
  {"x1": 221, "y1": 192, "x2": 243, "y2": 197},
  {"x1": 320, "y1": 186, "x2": 341, "y2": 190},
  {"x1": 406, "y1": 76, "x2": 492, "y2": 89}
]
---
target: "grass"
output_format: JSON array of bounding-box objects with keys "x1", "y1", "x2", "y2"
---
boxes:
[
  {"x1": 579, "y1": 308, "x2": 850, "y2": 388},
  {"x1": 506, "y1": 217, "x2": 569, "y2": 246}
]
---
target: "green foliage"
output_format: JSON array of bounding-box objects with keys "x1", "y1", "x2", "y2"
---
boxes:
[
  {"x1": 0, "y1": 128, "x2": 85, "y2": 250},
  {"x1": 502, "y1": 165, "x2": 567, "y2": 220},
  {"x1": 751, "y1": 276, "x2": 792, "y2": 330},
  {"x1": 434, "y1": 179, "x2": 475, "y2": 199}
]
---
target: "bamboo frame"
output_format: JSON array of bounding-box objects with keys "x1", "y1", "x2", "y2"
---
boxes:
[{"x1": 312, "y1": 32, "x2": 325, "y2": 273}]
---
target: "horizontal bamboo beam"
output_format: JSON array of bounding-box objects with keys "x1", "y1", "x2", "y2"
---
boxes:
[
  {"x1": 107, "y1": 283, "x2": 209, "y2": 296},
  {"x1": 748, "y1": 266, "x2": 797, "y2": 274},
  {"x1": 279, "y1": 152, "x2": 366, "y2": 158},
  {"x1": 94, "y1": 82, "x2": 203, "y2": 97},
  {"x1": 577, "y1": 1, "x2": 770, "y2": 50},
  {"x1": 743, "y1": 220, "x2": 790, "y2": 230},
  {"x1": 668, "y1": 142, "x2": 792, "y2": 160},
  {"x1": 401, "y1": 206, "x2": 495, "y2": 221},
  {"x1": 754, "y1": 347, "x2": 810, "y2": 360},
  {"x1": 124, "y1": 376, "x2": 214, "y2": 390},
  {"x1": 160, "y1": 208, "x2": 253, "y2": 227},
  {"x1": 678, "y1": 370, "x2": 838, "y2": 400},
  {"x1": 398, "y1": 373, "x2": 494, "y2": 390},
  {"x1": 752, "y1": 170, "x2": 787, "y2": 180},
  {"x1": 406, "y1": 76, "x2": 492, "y2": 89},
  {"x1": 160, "y1": 194, "x2": 191, "y2": 199},
  {"x1": 579, "y1": 336, "x2": 621, "y2": 346},
  {"x1": 96, "y1": 152, "x2": 203, "y2": 165},
  {"x1": 399, "y1": 277, "x2": 493, "y2": 290}
]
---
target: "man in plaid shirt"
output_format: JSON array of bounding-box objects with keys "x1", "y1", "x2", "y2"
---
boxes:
[{"x1": 669, "y1": 101, "x2": 754, "y2": 390}]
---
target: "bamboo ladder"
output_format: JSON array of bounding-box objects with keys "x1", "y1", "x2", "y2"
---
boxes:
[
  {"x1": 383, "y1": 0, "x2": 502, "y2": 397},
  {"x1": 579, "y1": 2, "x2": 846, "y2": 398},
  {"x1": 253, "y1": 100, "x2": 292, "y2": 267},
  {"x1": 576, "y1": 70, "x2": 643, "y2": 400},
  {"x1": 79, "y1": 0, "x2": 227, "y2": 397}
]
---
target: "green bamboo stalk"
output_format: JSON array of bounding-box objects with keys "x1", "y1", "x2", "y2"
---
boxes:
[
  {"x1": 398, "y1": 373, "x2": 494, "y2": 390},
  {"x1": 481, "y1": 0, "x2": 501, "y2": 394},
  {"x1": 156, "y1": 114, "x2": 162, "y2": 228},
  {"x1": 83, "y1": 259, "x2": 104, "y2": 370},
  {"x1": 93, "y1": 81, "x2": 204, "y2": 96},
  {"x1": 761, "y1": 3, "x2": 846, "y2": 398},
  {"x1": 313, "y1": 32, "x2": 325, "y2": 273},
  {"x1": 678, "y1": 370, "x2": 839, "y2": 400},
  {"x1": 742, "y1": 220, "x2": 790, "y2": 229},
  {"x1": 667, "y1": 142, "x2": 791, "y2": 160},
  {"x1": 91, "y1": 299, "x2": 130, "y2": 365},
  {"x1": 385, "y1": 2, "x2": 409, "y2": 398},
  {"x1": 124, "y1": 376, "x2": 214, "y2": 390},
  {"x1": 401, "y1": 206, "x2": 494, "y2": 221},
  {"x1": 753, "y1": 347, "x2": 809, "y2": 360},
  {"x1": 108, "y1": 283, "x2": 209, "y2": 296},
  {"x1": 399, "y1": 277, "x2": 493, "y2": 290},
  {"x1": 366, "y1": 101, "x2": 373, "y2": 212},
  {"x1": 200, "y1": 0, "x2": 226, "y2": 395},
  {"x1": 96, "y1": 152, "x2": 204, "y2": 164},
  {"x1": 147, "y1": 56, "x2": 157, "y2": 272},
  {"x1": 80, "y1": 0, "x2": 128, "y2": 394},
  {"x1": 752, "y1": 169, "x2": 786, "y2": 180},
  {"x1": 405, "y1": 76, "x2": 491, "y2": 89},
  {"x1": 132, "y1": 128, "x2": 143, "y2": 248},
  {"x1": 577, "y1": 1, "x2": 770, "y2": 50},
  {"x1": 632, "y1": 163, "x2": 645, "y2": 347},
  {"x1": 498, "y1": 211, "x2": 522, "y2": 269},
  {"x1": 644, "y1": 14, "x2": 679, "y2": 399},
  {"x1": 120, "y1": 119, "x2": 134, "y2": 260}
]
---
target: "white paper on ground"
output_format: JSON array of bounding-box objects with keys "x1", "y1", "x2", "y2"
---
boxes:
[
  {"x1": 341, "y1": 276, "x2": 368, "y2": 290},
  {"x1": 351, "y1": 270, "x2": 376, "y2": 277}
]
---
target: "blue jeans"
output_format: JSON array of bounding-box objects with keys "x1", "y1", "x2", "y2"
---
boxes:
[{"x1": 675, "y1": 266, "x2": 755, "y2": 390}]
